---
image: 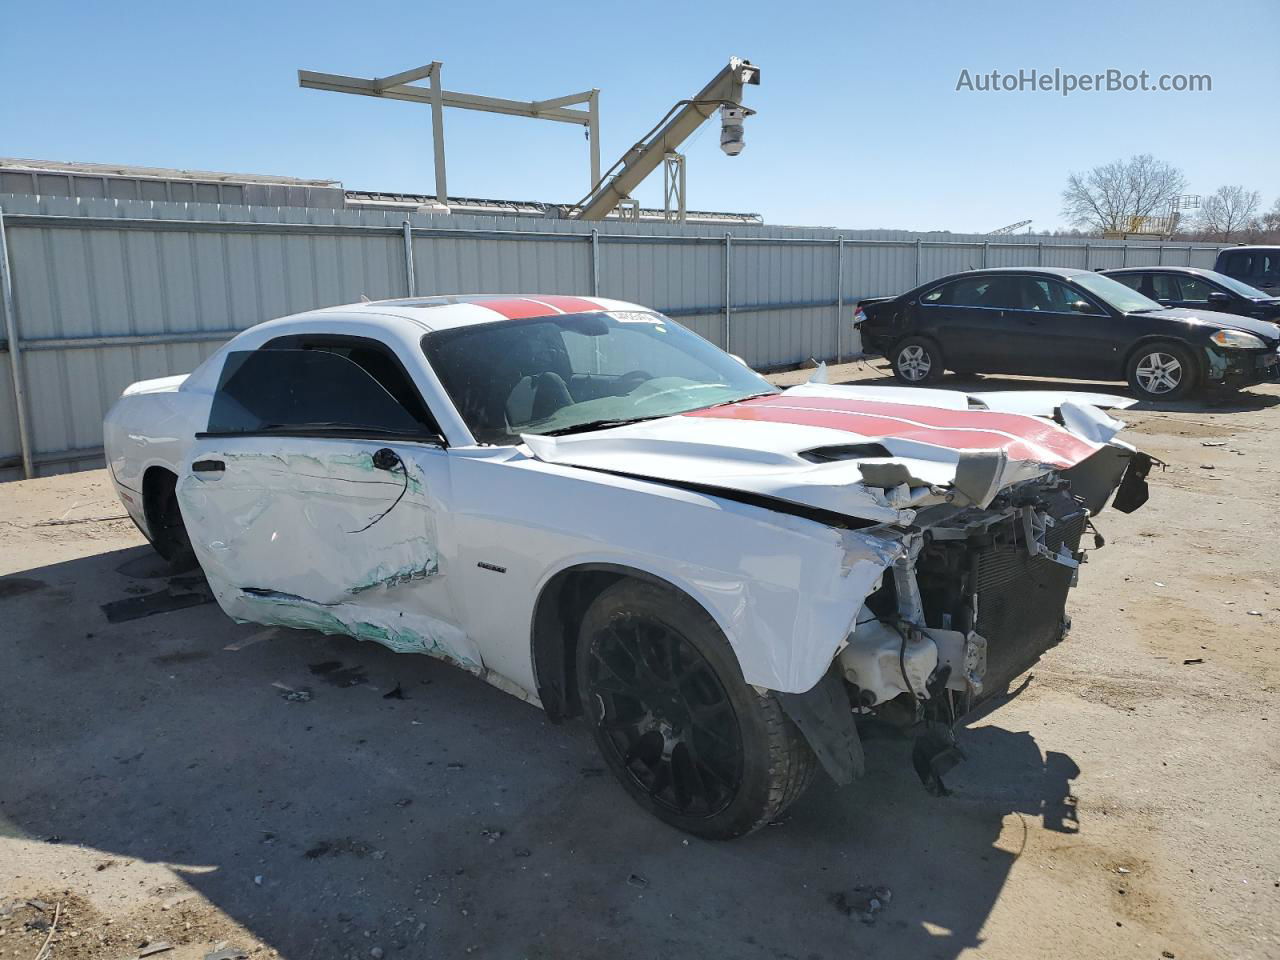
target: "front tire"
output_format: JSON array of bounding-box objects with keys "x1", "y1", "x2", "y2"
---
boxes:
[
  {"x1": 1126, "y1": 341, "x2": 1198, "y2": 401},
  {"x1": 891, "y1": 337, "x2": 944, "y2": 385},
  {"x1": 577, "y1": 580, "x2": 816, "y2": 839}
]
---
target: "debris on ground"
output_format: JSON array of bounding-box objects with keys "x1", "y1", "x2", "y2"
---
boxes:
[
  {"x1": 33, "y1": 514, "x2": 129, "y2": 526},
  {"x1": 223, "y1": 627, "x2": 279, "y2": 651},
  {"x1": 383, "y1": 682, "x2": 406, "y2": 700},
  {"x1": 29, "y1": 900, "x2": 60, "y2": 960},
  {"x1": 1183, "y1": 658, "x2": 1204, "y2": 665},
  {"x1": 479, "y1": 828, "x2": 504, "y2": 843},
  {"x1": 828, "y1": 885, "x2": 892, "y2": 924},
  {"x1": 204, "y1": 945, "x2": 250, "y2": 960},
  {"x1": 627, "y1": 873, "x2": 649, "y2": 888},
  {"x1": 138, "y1": 942, "x2": 174, "y2": 957},
  {"x1": 272, "y1": 682, "x2": 313, "y2": 703},
  {"x1": 1201, "y1": 440, "x2": 1227, "y2": 447},
  {"x1": 307, "y1": 660, "x2": 368, "y2": 687}
]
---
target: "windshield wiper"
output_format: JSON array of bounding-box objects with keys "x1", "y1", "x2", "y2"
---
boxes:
[
  {"x1": 699, "y1": 390, "x2": 778, "y2": 410},
  {"x1": 539, "y1": 415, "x2": 670, "y2": 437},
  {"x1": 537, "y1": 391, "x2": 779, "y2": 438},
  {"x1": 254, "y1": 422, "x2": 428, "y2": 437}
]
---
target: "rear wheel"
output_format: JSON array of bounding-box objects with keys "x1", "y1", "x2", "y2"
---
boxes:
[
  {"x1": 144, "y1": 470, "x2": 197, "y2": 572},
  {"x1": 577, "y1": 580, "x2": 815, "y2": 839},
  {"x1": 1126, "y1": 341, "x2": 1198, "y2": 401},
  {"x1": 891, "y1": 337, "x2": 943, "y2": 385}
]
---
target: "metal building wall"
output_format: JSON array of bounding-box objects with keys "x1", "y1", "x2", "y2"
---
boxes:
[{"x1": 0, "y1": 193, "x2": 1232, "y2": 480}]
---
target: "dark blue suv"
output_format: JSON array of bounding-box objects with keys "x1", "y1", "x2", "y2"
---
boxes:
[{"x1": 1215, "y1": 247, "x2": 1280, "y2": 297}]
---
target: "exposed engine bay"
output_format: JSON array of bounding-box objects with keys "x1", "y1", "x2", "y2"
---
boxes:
[{"x1": 826, "y1": 459, "x2": 1152, "y2": 794}]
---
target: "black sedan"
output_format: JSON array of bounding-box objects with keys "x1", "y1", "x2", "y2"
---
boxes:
[
  {"x1": 855, "y1": 267, "x2": 1280, "y2": 400},
  {"x1": 1100, "y1": 266, "x2": 1280, "y2": 323}
]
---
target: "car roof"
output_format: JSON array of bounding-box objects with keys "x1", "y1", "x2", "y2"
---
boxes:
[
  {"x1": 918, "y1": 266, "x2": 1095, "y2": 288},
  {"x1": 1100, "y1": 266, "x2": 1216, "y2": 276},
  {"x1": 1216, "y1": 245, "x2": 1280, "y2": 252},
  {"x1": 963, "y1": 267, "x2": 1083, "y2": 277},
  {"x1": 275, "y1": 293, "x2": 649, "y2": 336}
]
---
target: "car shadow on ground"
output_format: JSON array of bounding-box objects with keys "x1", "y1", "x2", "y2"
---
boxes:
[
  {"x1": 2, "y1": 544, "x2": 1081, "y2": 959},
  {"x1": 848, "y1": 364, "x2": 1280, "y2": 414}
]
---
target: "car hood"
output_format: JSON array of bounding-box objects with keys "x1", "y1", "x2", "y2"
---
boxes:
[
  {"x1": 1144, "y1": 307, "x2": 1280, "y2": 341},
  {"x1": 521, "y1": 384, "x2": 1137, "y2": 525}
]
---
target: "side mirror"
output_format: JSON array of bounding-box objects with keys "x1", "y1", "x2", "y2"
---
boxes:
[
  {"x1": 1207, "y1": 291, "x2": 1232, "y2": 304},
  {"x1": 1070, "y1": 300, "x2": 1094, "y2": 314}
]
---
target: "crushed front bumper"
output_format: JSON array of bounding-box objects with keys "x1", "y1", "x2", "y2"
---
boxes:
[{"x1": 1205, "y1": 344, "x2": 1280, "y2": 389}]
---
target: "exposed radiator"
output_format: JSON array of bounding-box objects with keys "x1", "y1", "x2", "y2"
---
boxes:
[{"x1": 973, "y1": 498, "x2": 1086, "y2": 696}]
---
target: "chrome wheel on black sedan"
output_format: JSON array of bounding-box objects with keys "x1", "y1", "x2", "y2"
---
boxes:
[
  {"x1": 1127, "y1": 342, "x2": 1197, "y2": 400},
  {"x1": 891, "y1": 336, "x2": 943, "y2": 385}
]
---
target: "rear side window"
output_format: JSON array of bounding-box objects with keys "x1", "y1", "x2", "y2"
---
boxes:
[
  {"x1": 1221, "y1": 252, "x2": 1252, "y2": 277},
  {"x1": 205, "y1": 349, "x2": 437, "y2": 439},
  {"x1": 1150, "y1": 274, "x2": 1179, "y2": 301},
  {"x1": 1174, "y1": 275, "x2": 1217, "y2": 302},
  {"x1": 924, "y1": 277, "x2": 1012, "y2": 308},
  {"x1": 1113, "y1": 273, "x2": 1173, "y2": 301}
]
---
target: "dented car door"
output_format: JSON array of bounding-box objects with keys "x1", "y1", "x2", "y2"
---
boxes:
[{"x1": 177, "y1": 347, "x2": 481, "y2": 670}]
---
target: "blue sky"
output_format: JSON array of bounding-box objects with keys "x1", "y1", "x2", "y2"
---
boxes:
[{"x1": 2, "y1": 0, "x2": 1276, "y2": 232}]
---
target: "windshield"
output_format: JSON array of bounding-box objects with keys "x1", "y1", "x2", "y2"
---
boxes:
[
  {"x1": 1204, "y1": 269, "x2": 1273, "y2": 300},
  {"x1": 422, "y1": 310, "x2": 778, "y2": 444},
  {"x1": 1069, "y1": 271, "x2": 1164, "y2": 312}
]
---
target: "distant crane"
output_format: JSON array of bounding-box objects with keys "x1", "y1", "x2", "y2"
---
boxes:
[{"x1": 988, "y1": 219, "x2": 1032, "y2": 236}]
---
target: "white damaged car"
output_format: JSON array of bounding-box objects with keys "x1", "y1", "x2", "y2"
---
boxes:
[{"x1": 104, "y1": 294, "x2": 1154, "y2": 838}]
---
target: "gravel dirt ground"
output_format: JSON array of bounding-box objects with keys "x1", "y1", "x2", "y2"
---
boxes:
[{"x1": 1, "y1": 362, "x2": 1278, "y2": 960}]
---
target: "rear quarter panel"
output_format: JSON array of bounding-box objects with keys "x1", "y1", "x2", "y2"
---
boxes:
[{"x1": 103, "y1": 385, "x2": 211, "y2": 534}]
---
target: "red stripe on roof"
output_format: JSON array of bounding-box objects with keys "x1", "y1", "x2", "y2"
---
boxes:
[
  {"x1": 468, "y1": 295, "x2": 605, "y2": 319},
  {"x1": 684, "y1": 394, "x2": 1097, "y2": 468},
  {"x1": 471, "y1": 297, "x2": 564, "y2": 319},
  {"x1": 527, "y1": 295, "x2": 605, "y2": 314}
]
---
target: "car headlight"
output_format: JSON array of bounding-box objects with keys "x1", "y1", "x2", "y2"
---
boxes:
[{"x1": 1210, "y1": 329, "x2": 1267, "y2": 350}]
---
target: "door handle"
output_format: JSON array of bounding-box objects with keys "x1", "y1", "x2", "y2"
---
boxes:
[{"x1": 192, "y1": 459, "x2": 225, "y2": 473}]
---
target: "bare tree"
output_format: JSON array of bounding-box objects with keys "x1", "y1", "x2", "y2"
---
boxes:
[
  {"x1": 1260, "y1": 197, "x2": 1280, "y2": 238},
  {"x1": 1198, "y1": 185, "x2": 1262, "y2": 241},
  {"x1": 1061, "y1": 154, "x2": 1187, "y2": 233}
]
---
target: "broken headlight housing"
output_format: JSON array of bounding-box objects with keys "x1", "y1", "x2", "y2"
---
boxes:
[{"x1": 1210, "y1": 329, "x2": 1267, "y2": 349}]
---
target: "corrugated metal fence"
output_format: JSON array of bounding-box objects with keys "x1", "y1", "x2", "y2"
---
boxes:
[{"x1": 0, "y1": 193, "x2": 1231, "y2": 479}]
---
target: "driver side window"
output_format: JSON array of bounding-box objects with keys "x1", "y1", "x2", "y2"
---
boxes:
[{"x1": 205, "y1": 346, "x2": 441, "y2": 441}]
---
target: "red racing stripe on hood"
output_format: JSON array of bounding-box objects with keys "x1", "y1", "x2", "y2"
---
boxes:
[{"x1": 684, "y1": 394, "x2": 1098, "y2": 468}]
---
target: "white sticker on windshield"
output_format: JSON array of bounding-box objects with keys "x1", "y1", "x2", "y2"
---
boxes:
[{"x1": 608, "y1": 311, "x2": 664, "y2": 325}]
